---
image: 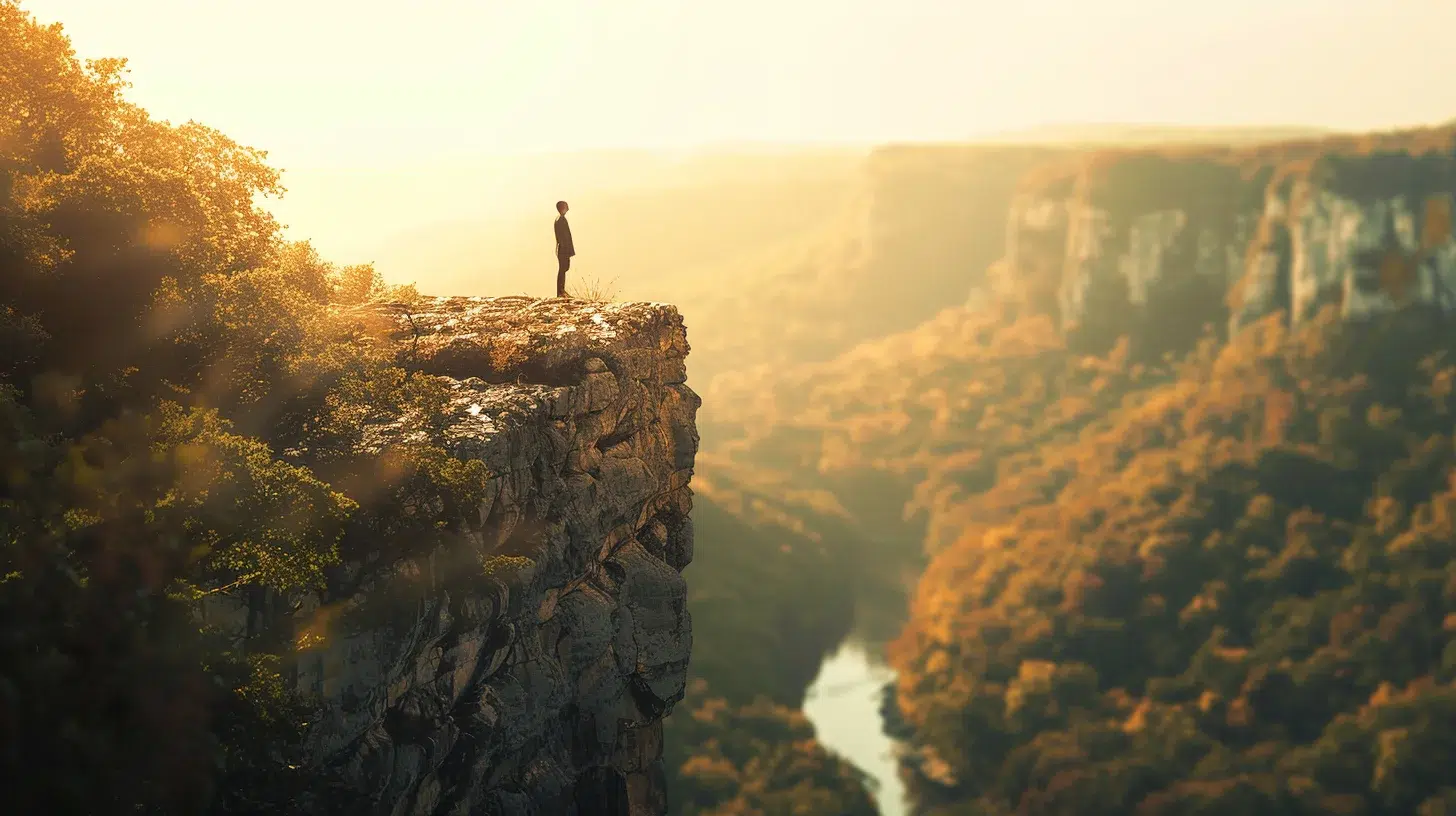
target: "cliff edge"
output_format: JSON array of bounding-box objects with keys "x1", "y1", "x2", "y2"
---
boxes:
[{"x1": 288, "y1": 296, "x2": 699, "y2": 815}]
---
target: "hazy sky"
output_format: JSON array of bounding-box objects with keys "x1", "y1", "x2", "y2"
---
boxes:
[{"x1": 23, "y1": 0, "x2": 1456, "y2": 170}]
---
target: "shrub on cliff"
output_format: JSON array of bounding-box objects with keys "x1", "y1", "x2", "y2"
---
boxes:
[{"x1": 0, "y1": 4, "x2": 475, "y2": 810}]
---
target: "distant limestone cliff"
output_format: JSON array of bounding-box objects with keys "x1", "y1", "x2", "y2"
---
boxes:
[
  {"x1": 206, "y1": 297, "x2": 700, "y2": 815},
  {"x1": 993, "y1": 129, "x2": 1456, "y2": 356}
]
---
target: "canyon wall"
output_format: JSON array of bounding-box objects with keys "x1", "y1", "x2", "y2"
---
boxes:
[
  {"x1": 995, "y1": 136, "x2": 1456, "y2": 357},
  {"x1": 227, "y1": 297, "x2": 700, "y2": 815}
]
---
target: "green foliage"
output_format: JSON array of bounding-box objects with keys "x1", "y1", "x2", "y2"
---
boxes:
[
  {"x1": 0, "y1": 5, "x2": 485, "y2": 810},
  {"x1": 204, "y1": 651, "x2": 367, "y2": 815},
  {"x1": 149, "y1": 403, "x2": 355, "y2": 592}
]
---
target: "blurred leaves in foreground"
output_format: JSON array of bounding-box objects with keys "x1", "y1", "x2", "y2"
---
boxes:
[{"x1": 0, "y1": 3, "x2": 479, "y2": 811}]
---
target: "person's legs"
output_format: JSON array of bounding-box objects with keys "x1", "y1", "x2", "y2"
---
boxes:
[{"x1": 557, "y1": 254, "x2": 571, "y2": 297}]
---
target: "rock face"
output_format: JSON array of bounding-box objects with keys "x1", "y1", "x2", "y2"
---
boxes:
[
  {"x1": 994, "y1": 138, "x2": 1456, "y2": 355},
  {"x1": 294, "y1": 297, "x2": 700, "y2": 815}
]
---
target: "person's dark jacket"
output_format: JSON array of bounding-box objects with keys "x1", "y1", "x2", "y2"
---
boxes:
[{"x1": 555, "y1": 215, "x2": 575, "y2": 258}]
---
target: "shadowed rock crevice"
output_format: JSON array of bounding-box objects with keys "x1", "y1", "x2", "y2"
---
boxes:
[
  {"x1": 266, "y1": 296, "x2": 699, "y2": 816},
  {"x1": 574, "y1": 766, "x2": 631, "y2": 816}
]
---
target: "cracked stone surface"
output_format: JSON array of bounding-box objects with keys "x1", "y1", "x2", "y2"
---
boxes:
[{"x1": 286, "y1": 296, "x2": 698, "y2": 815}]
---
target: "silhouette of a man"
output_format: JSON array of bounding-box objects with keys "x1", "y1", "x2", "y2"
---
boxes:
[{"x1": 554, "y1": 200, "x2": 574, "y2": 298}]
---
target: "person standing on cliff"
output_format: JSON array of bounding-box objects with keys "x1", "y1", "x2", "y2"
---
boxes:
[{"x1": 554, "y1": 200, "x2": 575, "y2": 298}]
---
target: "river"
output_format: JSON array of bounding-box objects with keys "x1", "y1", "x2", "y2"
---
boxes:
[{"x1": 803, "y1": 643, "x2": 907, "y2": 816}]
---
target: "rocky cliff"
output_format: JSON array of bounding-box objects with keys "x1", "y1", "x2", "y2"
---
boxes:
[
  {"x1": 250, "y1": 297, "x2": 698, "y2": 815},
  {"x1": 995, "y1": 129, "x2": 1456, "y2": 358}
]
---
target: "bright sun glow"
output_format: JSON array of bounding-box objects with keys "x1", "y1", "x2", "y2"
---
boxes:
[
  {"x1": 22, "y1": 0, "x2": 1456, "y2": 264},
  {"x1": 25, "y1": 0, "x2": 1456, "y2": 167}
]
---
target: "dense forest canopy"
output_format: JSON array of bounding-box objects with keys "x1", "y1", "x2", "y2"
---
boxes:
[{"x1": 882, "y1": 303, "x2": 1456, "y2": 815}]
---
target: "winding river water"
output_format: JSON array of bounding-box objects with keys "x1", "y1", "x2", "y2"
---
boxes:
[{"x1": 803, "y1": 643, "x2": 907, "y2": 816}]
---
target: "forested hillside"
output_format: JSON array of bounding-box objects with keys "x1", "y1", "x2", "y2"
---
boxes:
[{"x1": 890, "y1": 305, "x2": 1456, "y2": 815}]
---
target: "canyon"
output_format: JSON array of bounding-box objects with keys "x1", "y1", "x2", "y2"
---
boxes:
[{"x1": 689, "y1": 125, "x2": 1456, "y2": 813}]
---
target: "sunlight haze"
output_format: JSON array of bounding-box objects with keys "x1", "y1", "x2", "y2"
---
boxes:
[
  {"x1": 27, "y1": 0, "x2": 1456, "y2": 163},
  {"x1": 23, "y1": 0, "x2": 1456, "y2": 268},
  {"x1": 14, "y1": 2, "x2": 1456, "y2": 813}
]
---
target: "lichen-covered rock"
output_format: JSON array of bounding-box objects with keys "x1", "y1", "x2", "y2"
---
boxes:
[{"x1": 292, "y1": 297, "x2": 699, "y2": 815}]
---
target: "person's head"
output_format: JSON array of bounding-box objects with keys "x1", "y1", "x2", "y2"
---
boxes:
[{"x1": 556, "y1": 200, "x2": 569, "y2": 215}]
